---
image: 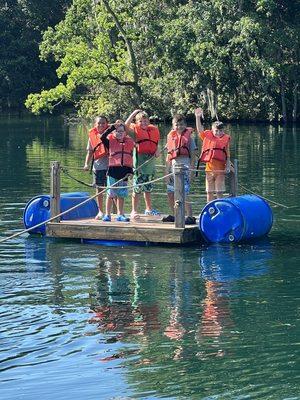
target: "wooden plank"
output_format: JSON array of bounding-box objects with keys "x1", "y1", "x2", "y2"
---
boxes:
[
  {"x1": 50, "y1": 161, "x2": 61, "y2": 222},
  {"x1": 174, "y1": 164, "x2": 186, "y2": 228},
  {"x1": 46, "y1": 220, "x2": 200, "y2": 244}
]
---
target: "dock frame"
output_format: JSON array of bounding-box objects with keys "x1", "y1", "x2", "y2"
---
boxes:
[{"x1": 46, "y1": 161, "x2": 237, "y2": 245}]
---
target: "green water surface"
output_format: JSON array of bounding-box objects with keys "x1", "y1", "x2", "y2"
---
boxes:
[{"x1": 0, "y1": 117, "x2": 299, "y2": 400}]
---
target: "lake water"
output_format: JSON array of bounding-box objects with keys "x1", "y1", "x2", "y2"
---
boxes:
[{"x1": 0, "y1": 116, "x2": 299, "y2": 399}]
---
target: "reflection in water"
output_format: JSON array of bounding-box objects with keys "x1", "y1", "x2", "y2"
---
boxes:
[
  {"x1": 196, "y1": 242, "x2": 272, "y2": 359},
  {"x1": 25, "y1": 238, "x2": 65, "y2": 305},
  {"x1": 199, "y1": 242, "x2": 271, "y2": 282},
  {"x1": 90, "y1": 259, "x2": 135, "y2": 341}
]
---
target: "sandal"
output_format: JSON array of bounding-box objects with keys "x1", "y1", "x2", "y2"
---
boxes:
[
  {"x1": 94, "y1": 211, "x2": 104, "y2": 220},
  {"x1": 130, "y1": 211, "x2": 140, "y2": 221}
]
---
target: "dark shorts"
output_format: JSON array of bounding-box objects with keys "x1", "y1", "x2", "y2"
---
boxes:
[
  {"x1": 133, "y1": 173, "x2": 154, "y2": 194},
  {"x1": 93, "y1": 170, "x2": 107, "y2": 187}
]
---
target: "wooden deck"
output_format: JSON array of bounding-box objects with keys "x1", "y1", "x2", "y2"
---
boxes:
[{"x1": 46, "y1": 215, "x2": 202, "y2": 245}]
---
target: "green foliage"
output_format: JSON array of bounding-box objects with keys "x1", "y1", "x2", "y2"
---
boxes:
[
  {"x1": 2, "y1": 0, "x2": 300, "y2": 121},
  {"x1": 0, "y1": 0, "x2": 71, "y2": 111}
]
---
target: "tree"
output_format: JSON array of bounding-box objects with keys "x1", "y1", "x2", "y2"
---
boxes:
[{"x1": 0, "y1": 0, "x2": 71, "y2": 112}]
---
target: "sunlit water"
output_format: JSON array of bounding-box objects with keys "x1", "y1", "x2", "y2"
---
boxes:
[{"x1": 0, "y1": 117, "x2": 299, "y2": 399}]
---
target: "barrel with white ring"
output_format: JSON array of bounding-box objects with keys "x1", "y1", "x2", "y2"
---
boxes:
[
  {"x1": 23, "y1": 192, "x2": 98, "y2": 235},
  {"x1": 198, "y1": 194, "x2": 273, "y2": 243}
]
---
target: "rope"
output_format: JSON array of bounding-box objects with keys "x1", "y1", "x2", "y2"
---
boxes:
[
  {"x1": 0, "y1": 171, "x2": 173, "y2": 244},
  {"x1": 238, "y1": 183, "x2": 291, "y2": 209},
  {"x1": 61, "y1": 152, "x2": 160, "y2": 188},
  {"x1": 61, "y1": 168, "x2": 94, "y2": 188}
]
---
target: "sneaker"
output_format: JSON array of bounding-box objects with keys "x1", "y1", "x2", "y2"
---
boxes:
[
  {"x1": 94, "y1": 211, "x2": 104, "y2": 220},
  {"x1": 144, "y1": 209, "x2": 160, "y2": 216},
  {"x1": 102, "y1": 214, "x2": 111, "y2": 222},
  {"x1": 162, "y1": 215, "x2": 175, "y2": 223},
  {"x1": 185, "y1": 216, "x2": 196, "y2": 225},
  {"x1": 116, "y1": 214, "x2": 130, "y2": 222}
]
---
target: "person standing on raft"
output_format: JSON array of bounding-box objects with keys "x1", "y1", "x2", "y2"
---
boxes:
[
  {"x1": 162, "y1": 114, "x2": 197, "y2": 225},
  {"x1": 195, "y1": 108, "x2": 231, "y2": 203},
  {"x1": 100, "y1": 120, "x2": 135, "y2": 222},
  {"x1": 83, "y1": 116, "x2": 109, "y2": 220},
  {"x1": 125, "y1": 109, "x2": 161, "y2": 220}
]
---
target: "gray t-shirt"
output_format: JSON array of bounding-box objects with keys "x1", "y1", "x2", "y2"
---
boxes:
[{"x1": 87, "y1": 139, "x2": 109, "y2": 171}]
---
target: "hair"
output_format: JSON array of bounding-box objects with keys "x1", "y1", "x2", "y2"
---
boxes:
[
  {"x1": 135, "y1": 111, "x2": 149, "y2": 122},
  {"x1": 212, "y1": 121, "x2": 224, "y2": 130},
  {"x1": 115, "y1": 119, "x2": 126, "y2": 130},
  {"x1": 95, "y1": 115, "x2": 108, "y2": 123},
  {"x1": 172, "y1": 114, "x2": 187, "y2": 124}
]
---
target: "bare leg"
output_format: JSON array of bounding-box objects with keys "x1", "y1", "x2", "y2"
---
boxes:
[
  {"x1": 207, "y1": 192, "x2": 215, "y2": 202},
  {"x1": 117, "y1": 197, "x2": 125, "y2": 215},
  {"x1": 144, "y1": 192, "x2": 152, "y2": 212},
  {"x1": 96, "y1": 187, "x2": 104, "y2": 213},
  {"x1": 132, "y1": 192, "x2": 140, "y2": 214},
  {"x1": 106, "y1": 196, "x2": 114, "y2": 216},
  {"x1": 167, "y1": 192, "x2": 175, "y2": 214},
  {"x1": 185, "y1": 195, "x2": 193, "y2": 217}
]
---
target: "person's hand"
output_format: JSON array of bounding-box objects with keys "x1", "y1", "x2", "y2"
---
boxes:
[
  {"x1": 225, "y1": 160, "x2": 231, "y2": 174},
  {"x1": 83, "y1": 164, "x2": 89, "y2": 171},
  {"x1": 195, "y1": 107, "x2": 204, "y2": 118}
]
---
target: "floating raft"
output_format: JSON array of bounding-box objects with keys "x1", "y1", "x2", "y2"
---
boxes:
[{"x1": 46, "y1": 215, "x2": 201, "y2": 245}]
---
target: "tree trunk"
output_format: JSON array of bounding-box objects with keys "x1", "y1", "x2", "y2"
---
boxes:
[
  {"x1": 292, "y1": 82, "x2": 298, "y2": 122},
  {"x1": 206, "y1": 87, "x2": 218, "y2": 120},
  {"x1": 102, "y1": 0, "x2": 143, "y2": 105},
  {"x1": 280, "y1": 79, "x2": 287, "y2": 123}
]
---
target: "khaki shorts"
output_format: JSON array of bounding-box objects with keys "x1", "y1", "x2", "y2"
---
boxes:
[{"x1": 205, "y1": 171, "x2": 225, "y2": 193}]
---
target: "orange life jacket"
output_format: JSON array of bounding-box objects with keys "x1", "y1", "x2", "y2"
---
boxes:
[
  {"x1": 134, "y1": 124, "x2": 160, "y2": 155},
  {"x1": 89, "y1": 127, "x2": 107, "y2": 160},
  {"x1": 200, "y1": 130, "x2": 230, "y2": 163},
  {"x1": 166, "y1": 128, "x2": 193, "y2": 161},
  {"x1": 108, "y1": 134, "x2": 135, "y2": 168}
]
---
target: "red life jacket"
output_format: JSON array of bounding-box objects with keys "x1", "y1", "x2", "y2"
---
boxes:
[
  {"x1": 108, "y1": 134, "x2": 135, "y2": 168},
  {"x1": 166, "y1": 128, "x2": 193, "y2": 161},
  {"x1": 89, "y1": 127, "x2": 107, "y2": 160},
  {"x1": 200, "y1": 130, "x2": 230, "y2": 163},
  {"x1": 134, "y1": 124, "x2": 160, "y2": 155}
]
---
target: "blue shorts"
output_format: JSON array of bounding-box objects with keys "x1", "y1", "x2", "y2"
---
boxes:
[{"x1": 107, "y1": 176, "x2": 128, "y2": 198}]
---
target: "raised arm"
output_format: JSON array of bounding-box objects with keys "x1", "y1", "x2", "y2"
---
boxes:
[
  {"x1": 125, "y1": 109, "x2": 142, "y2": 130},
  {"x1": 194, "y1": 107, "x2": 204, "y2": 134},
  {"x1": 100, "y1": 124, "x2": 116, "y2": 149}
]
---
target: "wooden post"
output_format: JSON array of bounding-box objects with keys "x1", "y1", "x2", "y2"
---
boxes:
[
  {"x1": 50, "y1": 161, "x2": 61, "y2": 222},
  {"x1": 174, "y1": 164, "x2": 186, "y2": 228},
  {"x1": 230, "y1": 159, "x2": 238, "y2": 197}
]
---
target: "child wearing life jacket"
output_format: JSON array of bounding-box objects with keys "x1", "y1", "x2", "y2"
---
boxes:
[
  {"x1": 83, "y1": 116, "x2": 109, "y2": 220},
  {"x1": 163, "y1": 114, "x2": 197, "y2": 225},
  {"x1": 125, "y1": 109, "x2": 160, "y2": 220},
  {"x1": 100, "y1": 121, "x2": 135, "y2": 222},
  {"x1": 195, "y1": 108, "x2": 231, "y2": 202}
]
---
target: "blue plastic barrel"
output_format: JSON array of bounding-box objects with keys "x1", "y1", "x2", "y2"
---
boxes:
[
  {"x1": 199, "y1": 194, "x2": 273, "y2": 243},
  {"x1": 23, "y1": 192, "x2": 98, "y2": 235}
]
